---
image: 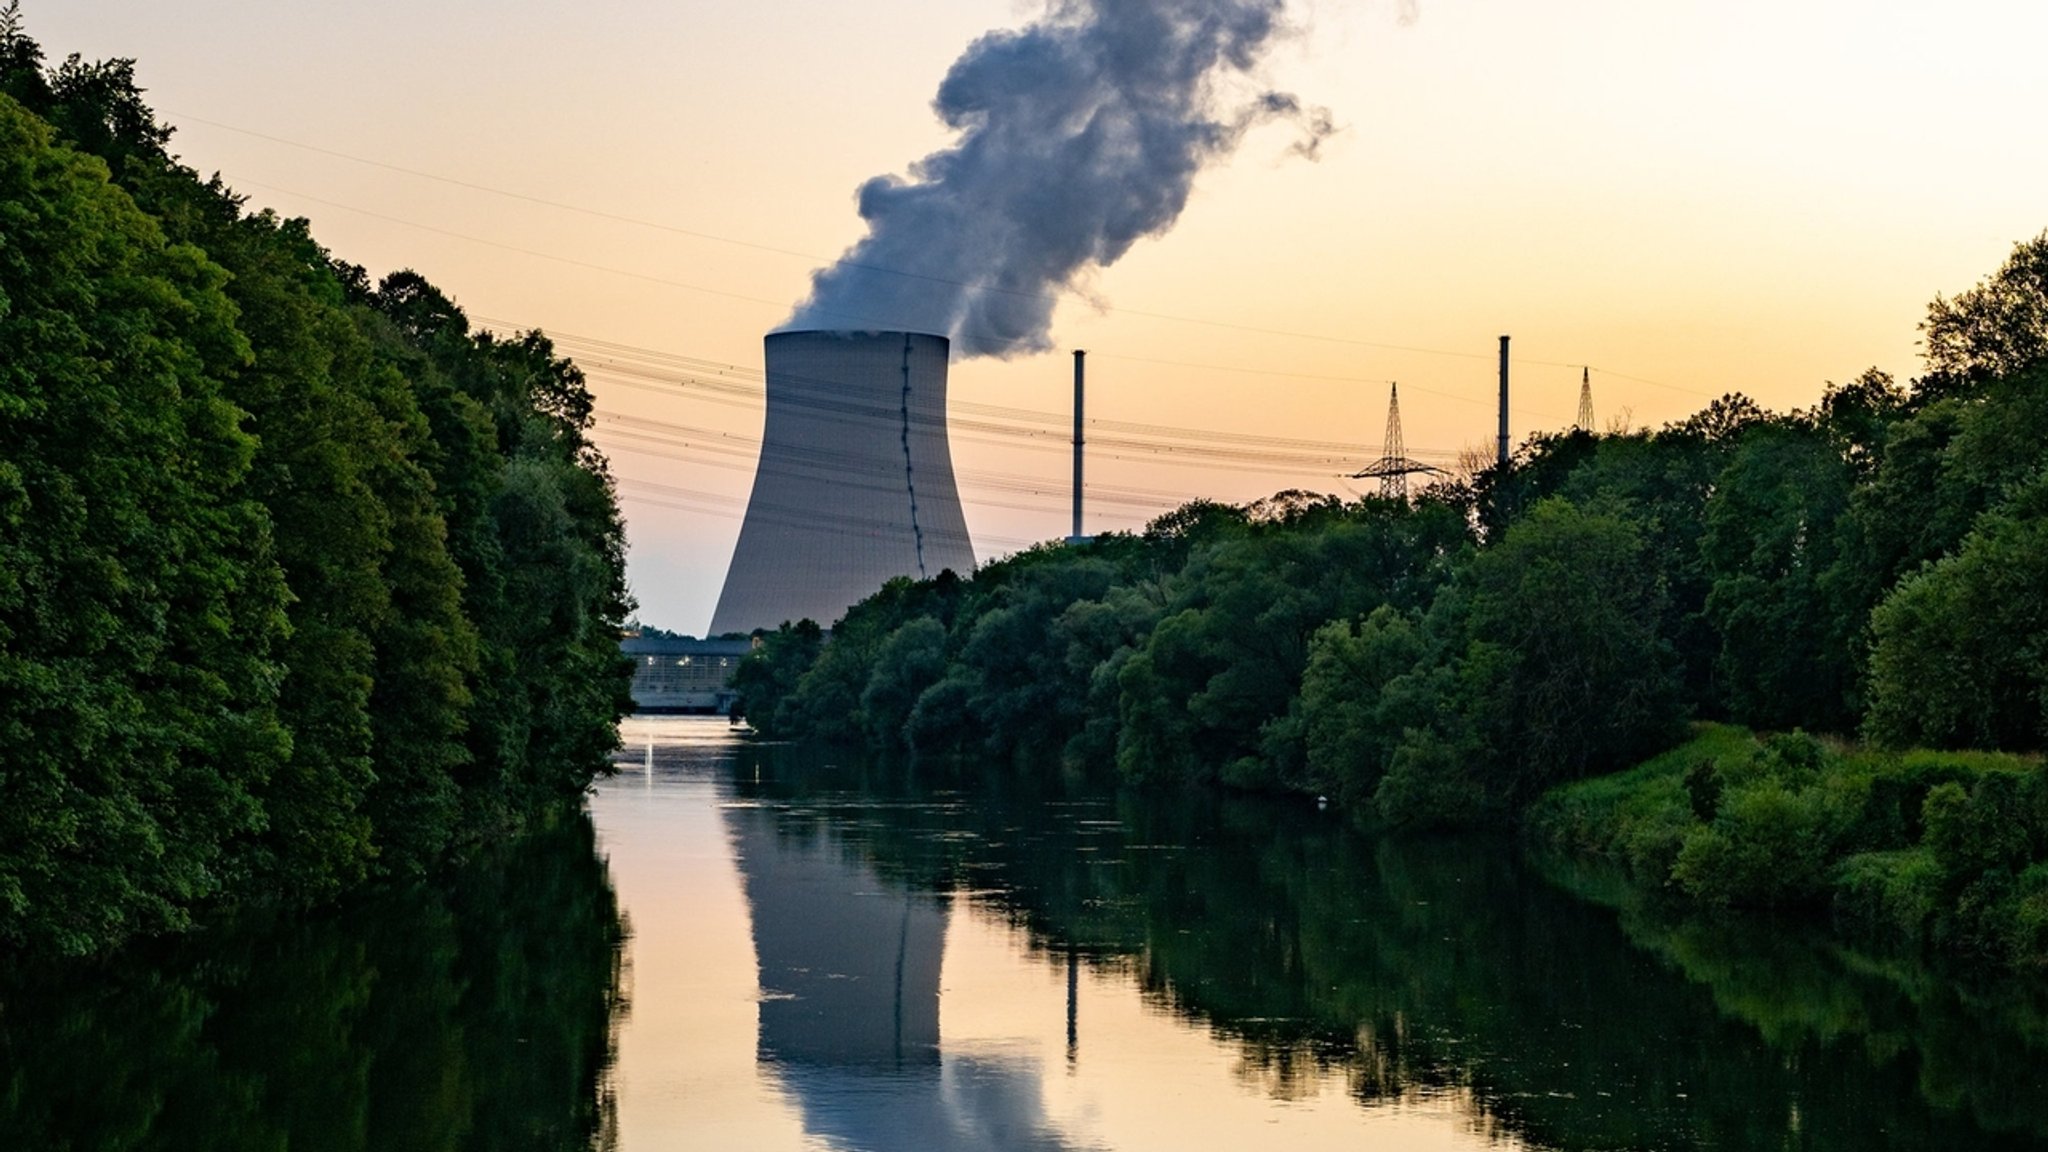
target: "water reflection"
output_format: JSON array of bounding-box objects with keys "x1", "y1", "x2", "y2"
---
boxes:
[
  {"x1": 717, "y1": 735, "x2": 2048, "y2": 1152},
  {"x1": 729, "y1": 797, "x2": 1089, "y2": 1150},
  {"x1": 0, "y1": 811, "x2": 628, "y2": 1152}
]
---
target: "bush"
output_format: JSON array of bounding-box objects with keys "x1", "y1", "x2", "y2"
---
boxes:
[
  {"x1": 1851, "y1": 755, "x2": 1979, "y2": 850},
  {"x1": 1671, "y1": 778, "x2": 1853, "y2": 907},
  {"x1": 1526, "y1": 724, "x2": 1757, "y2": 879},
  {"x1": 1832, "y1": 849, "x2": 1941, "y2": 945},
  {"x1": 1924, "y1": 775, "x2": 2033, "y2": 884},
  {"x1": 2011, "y1": 863, "x2": 2048, "y2": 970},
  {"x1": 1374, "y1": 728, "x2": 1497, "y2": 829}
]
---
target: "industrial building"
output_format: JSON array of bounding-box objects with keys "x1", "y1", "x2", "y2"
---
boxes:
[{"x1": 622, "y1": 634, "x2": 755, "y2": 714}]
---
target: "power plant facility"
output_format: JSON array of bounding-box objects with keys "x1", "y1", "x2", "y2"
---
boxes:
[{"x1": 708, "y1": 330, "x2": 976, "y2": 636}]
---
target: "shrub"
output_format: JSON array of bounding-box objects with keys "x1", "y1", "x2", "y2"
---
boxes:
[
  {"x1": 1671, "y1": 779, "x2": 1853, "y2": 907},
  {"x1": 2013, "y1": 862, "x2": 2048, "y2": 970},
  {"x1": 1374, "y1": 728, "x2": 1497, "y2": 829},
  {"x1": 1832, "y1": 849, "x2": 1941, "y2": 945},
  {"x1": 1924, "y1": 775, "x2": 2033, "y2": 884}
]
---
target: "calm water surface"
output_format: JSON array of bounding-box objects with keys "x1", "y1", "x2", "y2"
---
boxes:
[
  {"x1": 595, "y1": 718, "x2": 2048, "y2": 1151},
  {"x1": 5, "y1": 716, "x2": 2048, "y2": 1150}
]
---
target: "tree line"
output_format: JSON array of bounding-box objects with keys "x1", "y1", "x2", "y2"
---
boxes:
[
  {"x1": 0, "y1": 11, "x2": 632, "y2": 957},
  {"x1": 736, "y1": 232, "x2": 2048, "y2": 825}
]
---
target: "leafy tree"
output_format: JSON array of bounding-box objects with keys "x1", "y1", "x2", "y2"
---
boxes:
[
  {"x1": 1813, "y1": 369, "x2": 1910, "y2": 481},
  {"x1": 1113, "y1": 498, "x2": 1468, "y2": 790},
  {"x1": 0, "y1": 95, "x2": 288, "y2": 953},
  {"x1": 0, "y1": 17, "x2": 633, "y2": 948},
  {"x1": 1922, "y1": 231, "x2": 2048, "y2": 391},
  {"x1": 1823, "y1": 398, "x2": 1975, "y2": 642},
  {"x1": 905, "y1": 555, "x2": 1122, "y2": 758},
  {"x1": 1299, "y1": 606, "x2": 1427, "y2": 807},
  {"x1": 1417, "y1": 498, "x2": 1685, "y2": 809},
  {"x1": 859, "y1": 617, "x2": 949, "y2": 746},
  {"x1": 1864, "y1": 468, "x2": 2048, "y2": 751},
  {"x1": 1471, "y1": 429, "x2": 1600, "y2": 544},
  {"x1": 1553, "y1": 428, "x2": 1724, "y2": 706},
  {"x1": 731, "y1": 620, "x2": 824, "y2": 736},
  {"x1": 1700, "y1": 422, "x2": 1856, "y2": 729},
  {"x1": 780, "y1": 572, "x2": 967, "y2": 745}
]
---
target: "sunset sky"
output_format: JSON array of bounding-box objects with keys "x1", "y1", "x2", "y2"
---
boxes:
[{"x1": 38, "y1": 0, "x2": 2048, "y2": 632}]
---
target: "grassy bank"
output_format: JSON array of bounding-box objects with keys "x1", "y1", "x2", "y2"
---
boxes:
[{"x1": 1528, "y1": 724, "x2": 2048, "y2": 970}]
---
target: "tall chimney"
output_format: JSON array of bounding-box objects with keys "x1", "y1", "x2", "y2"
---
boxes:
[
  {"x1": 1069, "y1": 350, "x2": 1086, "y2": 544},
  {"x1": 1497, "y1": 334, "x2": 1511, "y2": 467}
]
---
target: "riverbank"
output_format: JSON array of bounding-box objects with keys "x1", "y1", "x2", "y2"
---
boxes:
[
  {"x1": 1527, "y1": 724, "x2": 2048, "y2": 970},
  {"x1": 0, "y1": 30, "x2": 631, "y2": 958}
]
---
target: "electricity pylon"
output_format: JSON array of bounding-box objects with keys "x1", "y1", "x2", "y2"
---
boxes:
[{"x1": 1349, "y1": 383, "x2": 1444, "y2": 501}]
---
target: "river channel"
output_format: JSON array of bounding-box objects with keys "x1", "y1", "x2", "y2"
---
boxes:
[{"x1": 5, "y1": 716, "x2": 2048, "y2": 1150}]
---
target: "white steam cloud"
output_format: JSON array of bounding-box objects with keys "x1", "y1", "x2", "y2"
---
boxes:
[{"x1": 781, "y1": 0, "x2": 1333, "y2": 359}]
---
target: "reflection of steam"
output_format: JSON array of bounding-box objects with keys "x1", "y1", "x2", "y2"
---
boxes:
[
  {"x1": 782, "y1": 0, "x2": 1333, "y2": 358},
  {"x1": 728, "y1": 804, "x2": 1093, "y2": 1150}
]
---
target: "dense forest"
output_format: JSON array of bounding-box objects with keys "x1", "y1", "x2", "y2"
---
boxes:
[
  {"x1": 736, "y1": 234, "x2": 2048, "y2": 966},
  {"x1": 0, "y1": 11, "x2": 632, "y2": 957}
]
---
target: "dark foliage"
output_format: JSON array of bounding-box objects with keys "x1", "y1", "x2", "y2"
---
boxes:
[
  {"x1": 0, "y1": 19, "x2": 631, "y2": 956},
  {"x1": 737, "y1": 228, "x2": 2048, "y2": 850}
]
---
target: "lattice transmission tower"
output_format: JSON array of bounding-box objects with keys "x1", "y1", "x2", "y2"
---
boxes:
[
  {"x1": 1577, "y1": 367, "x2": 1595, "y2": 432},
  {"x1": 1349, "y1": 383, "x2": 1444, "y2": 501}
]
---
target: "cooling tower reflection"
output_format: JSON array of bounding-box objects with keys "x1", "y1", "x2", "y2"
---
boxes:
[{"x1": 727, "y1": 802, "x2": 1089, "y2": 1151}]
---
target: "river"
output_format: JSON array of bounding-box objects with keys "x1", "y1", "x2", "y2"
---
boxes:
[{"x1": 4, "y1": 716, "x2": 2047, "y2": 1150}]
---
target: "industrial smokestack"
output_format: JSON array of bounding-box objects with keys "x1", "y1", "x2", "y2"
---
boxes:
[
  {"x1": 1068, "y1": 350, "x2": 1086, "y2": 544},
  {"x1": 708, "y1": 331, "x2": 975, "y2": 635},
  {"x1": 1497, "y1": 334, "x2": 1511, "y2": 467}
]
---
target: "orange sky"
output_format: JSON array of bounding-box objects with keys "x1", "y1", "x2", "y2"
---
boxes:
[{"x1": 37, "y1": 0, "x2": 2048, "y2": 631}]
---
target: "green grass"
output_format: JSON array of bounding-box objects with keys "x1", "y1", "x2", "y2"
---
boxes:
[
  {"x1": 1526, "y1": 722, "x2": 1758, "y2": 882},
  {"x1": 1528, "y1": 724, "x2": 2048, "y2": 969}
]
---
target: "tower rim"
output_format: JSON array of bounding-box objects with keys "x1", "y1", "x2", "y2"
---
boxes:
[{"x1": 767, "y1": 327, "x2": 950, "y2": 343}]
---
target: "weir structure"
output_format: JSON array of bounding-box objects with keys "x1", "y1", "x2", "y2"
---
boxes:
[{"x1": 709, "y1": 330, "x2": 976, "y2": 636}]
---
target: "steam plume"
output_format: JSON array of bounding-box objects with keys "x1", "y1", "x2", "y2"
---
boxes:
[{"x1": 781, "y1": 0, "x2": 1332, "y2": 359}]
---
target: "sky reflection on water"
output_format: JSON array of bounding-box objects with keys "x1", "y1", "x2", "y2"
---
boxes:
[
  {"x1": 13, "y1": 716, "x2": 2030, "y2": 1148},
  {"x1": 596, "y1": 717, "x2": 1523, "y2": 1152},
  {"x1": 597, "y1": 716, "x2": 2048, "y2": 1152}
]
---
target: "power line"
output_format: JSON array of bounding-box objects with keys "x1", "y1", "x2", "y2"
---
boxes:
[
  {"x1": 187, "y1": 115, "x2": 1718, "y2": 396},
  {"x1": 235, "y1": 179, "x2": 798, "y2": 313},
  {"x1": 171, "y1": 110, "x2": 844, "y2": 264},
  {"x1": 578, "y1": 365, "x2": 1447, "y2": 470},
  {"x1": 597, "y1": 411, "x2": 1198, "y2": 507},
  {"x1": 496, "y1": 319, "x2": 1544, "y2": 448},
  {"x1": 528, "y1": 319, "x2": 1581, "y2": 426}
]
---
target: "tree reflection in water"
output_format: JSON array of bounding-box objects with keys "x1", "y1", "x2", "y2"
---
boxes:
[
  {"x1": 0, "y1": 810, "x2": 628, "y2": 1152},
  {"x1": 725, "y1": 742, "x2": 2048, "y2": 1152}
]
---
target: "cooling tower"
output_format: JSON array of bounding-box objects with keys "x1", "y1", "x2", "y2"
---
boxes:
[{"x1": 708, "y1": 330, "x2": 976, "y2": 635}]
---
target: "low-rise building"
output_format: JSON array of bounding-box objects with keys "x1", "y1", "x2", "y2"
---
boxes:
[{"x1": 621, "y1": 634, "x2": 757, "y2": 714}]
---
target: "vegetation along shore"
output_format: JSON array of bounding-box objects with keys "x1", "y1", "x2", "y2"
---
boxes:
[
  {"x1": 735, "y1": 232, "x2": 2048, "y2": 971},
  {"x1": 0, "y1": 17, "x2": 634, "y2": 958}
]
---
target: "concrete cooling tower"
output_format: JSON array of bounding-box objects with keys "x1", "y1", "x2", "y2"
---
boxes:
[{"x1": 709, "y1": 330, "x2": 976, "y2": 635}]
